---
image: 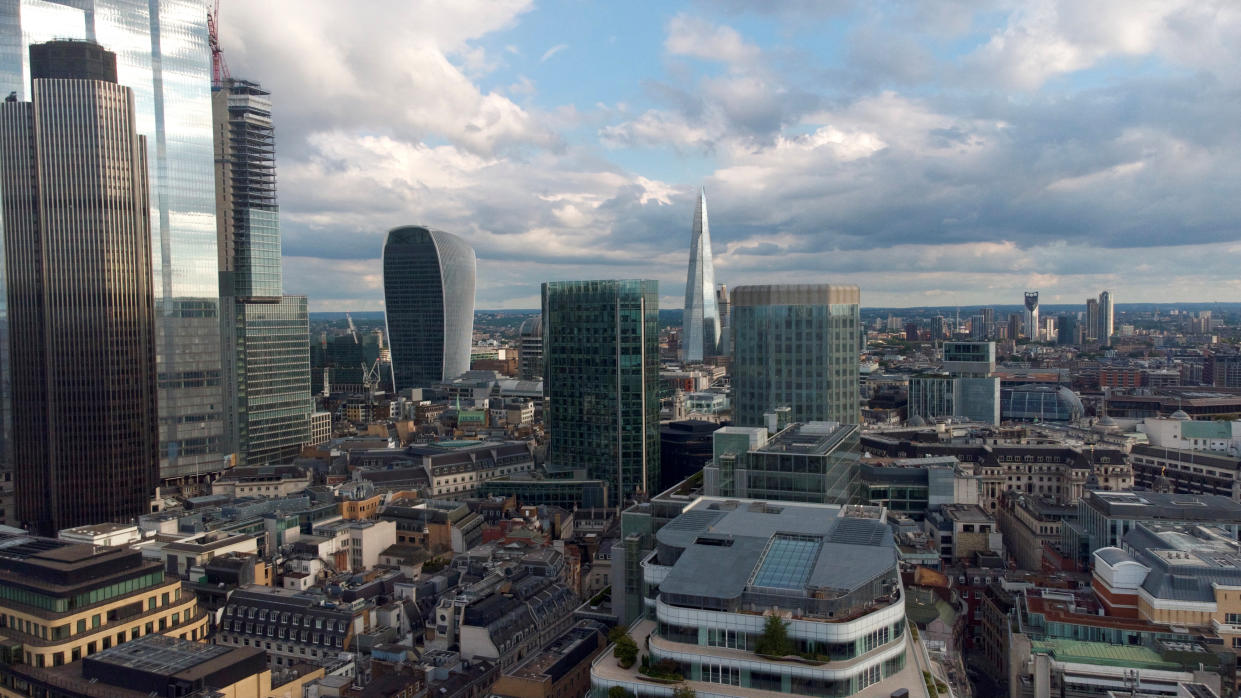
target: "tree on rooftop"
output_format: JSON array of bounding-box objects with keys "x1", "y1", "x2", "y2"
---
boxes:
[{"x1": 755, "y1": 614, "x2": 795, "y2": 657}]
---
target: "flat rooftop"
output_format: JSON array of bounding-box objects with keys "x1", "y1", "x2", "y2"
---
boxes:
[
  {"x1": 655, "y1": 498, "x2": 895, "y2": 601},
  {"x1": 755, "y1": 421, "x2": 857, "y2": 456}
]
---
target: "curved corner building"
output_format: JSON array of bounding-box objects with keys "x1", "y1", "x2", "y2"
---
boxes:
[
  {"x1": 383, "y1": 226, "x2": 476, "y2": 390},
  {"x1": 591, "y1": 498, "x2": 909, "y2": 697}
]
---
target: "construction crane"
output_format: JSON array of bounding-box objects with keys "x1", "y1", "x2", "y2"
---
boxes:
[
  {"x1": 207, "y1": 0, "x2": 230, "y2": 86},
  {"x1": 360, "y1": 358, "x2": 384, "y2": 414},
  {"x1": 346, "y1": 312, "x2": 359, "y2": 344}
]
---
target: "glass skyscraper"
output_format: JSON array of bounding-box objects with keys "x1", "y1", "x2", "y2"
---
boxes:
[
  {"x1": 214, "y1": 78, "x2": 311, "y2": 467},
  {"x1": 0, "y1": 0, "x2": 226, "y2": 484},
  {"x1": 731, "y1": 284, "x2": 861, "y2": 428},
  {"x1": 681, "y1": 188, "x2": 719, "y2": 362},
  {"x1": 382, "y1": 226, "x2": 476, "y2": 391},
  {"x1": 543, "y1": 280, "x2": 660, "y2": 500},
  {"x1": 0, "y1": 41, "x2": 158, "y2": 533}
]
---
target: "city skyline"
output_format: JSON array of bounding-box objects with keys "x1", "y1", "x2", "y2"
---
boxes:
[{"x1": 216, "y1": 1, "x2": 1241, "y2": 311}]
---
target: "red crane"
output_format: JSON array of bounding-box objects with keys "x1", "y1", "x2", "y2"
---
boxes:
[{"x1": 207, "y1": 0, "x2": 230, "y2": 86}]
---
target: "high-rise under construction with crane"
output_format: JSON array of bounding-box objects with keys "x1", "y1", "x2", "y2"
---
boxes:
[{"x1": 214, "y1": 76, "x2": 312, "y2": 467}]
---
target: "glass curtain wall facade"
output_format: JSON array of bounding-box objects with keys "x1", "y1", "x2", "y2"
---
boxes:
[
  {"x1": 0, "y1": 42, "x2": 158, "y2": 534},
  {"x1": 382, "y1": 226, "x2": 476, "y2": 391},
  {"x1": 681, "y1": 188, "x2": 719, "y2": 363},
  {"x1": 230, "y1": 298, "x2": 310, "y2": 466},
  {"x1": 0, "y1": 0, "x2": 227, "y2": 485},
  {"x1": 213, "y1": 78, "x2": 310, "y2": 466},
  {"x1": 731, "y1": 285, "x2": 861, "y2": 428},
  {"x1": 543, "y1": 280, "x2": 660, "y2": 500}
]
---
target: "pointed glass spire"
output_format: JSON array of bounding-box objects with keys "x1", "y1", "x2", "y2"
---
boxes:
[{"x1": 682, "y1": 187, "x2": 720, "y2": 362}]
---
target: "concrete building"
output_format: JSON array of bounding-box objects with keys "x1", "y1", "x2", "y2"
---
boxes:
[
  {"x1": 311, "y1": 520, "x2": 396, "y2": 572},
  {"x1": 591, "y1": 497, "x2": 914, "y2": 697},
  {"x1": 923, "y1": 504, "x2": 1002, "y2": 564},
  {"x1": 491, "y1": 620, "x2": 606, "y2": 698},
  {"x1": 0, "y1": 633, "x2": 324, "y2": 698},
  {"x1": 309, "y1": 411, "x2": 333, "y2": 446},
  {"x1": 1066, "y1": 490, "x2": 1241, "y2": 567},
  {"x1": 518, "y1": 315, "x2": 543, "y2": 380},
  {"x1": 730, "y1": 285, "x2": 861, "y2": 428},
  {"x1": 212, "y1": 465, "x2": 313, "y2": 499},
  {"x1": 1, "y1": 40, "x2": 158, "y2": 534},
  {"x1": 0, "y1": 534, "x2": 208, "y2": 670}
]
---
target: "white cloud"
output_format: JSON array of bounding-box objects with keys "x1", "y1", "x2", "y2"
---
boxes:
[
  {"x1": 665, "y1": 14, "x2": 760, "y2": 67},
  {"x1": 540, "y1": 43, "x2": 569, "y2": 62}
]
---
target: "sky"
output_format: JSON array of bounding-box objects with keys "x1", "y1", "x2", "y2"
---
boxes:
[{"x1": 219, "y1": 0, "x2": 1241, "y2": 311}]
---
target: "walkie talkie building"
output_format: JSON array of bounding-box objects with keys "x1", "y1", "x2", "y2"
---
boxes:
[{"x1": 382, "y1": 226, "x2": 476, "y2": 391}]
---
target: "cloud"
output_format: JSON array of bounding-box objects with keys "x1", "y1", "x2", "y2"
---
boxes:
[
  {"x1": 665, "y1": 14, "x2": 760, "y2": 67},
  {"x1": 540, "y1": 43, "x2": 569, "y2": 62},
  {"x1": 219, "y1": 0, "x2": 1241, "y2": 311}
]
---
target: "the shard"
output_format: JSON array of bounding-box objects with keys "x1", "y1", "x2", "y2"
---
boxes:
[{"x1": 682, "y1": 187, "x2": 720, "y2": 362}]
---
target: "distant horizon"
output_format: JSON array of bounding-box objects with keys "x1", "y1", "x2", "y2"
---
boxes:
[{"x1": 311, "y1": 300, "x2": 1241, "y2": 318}]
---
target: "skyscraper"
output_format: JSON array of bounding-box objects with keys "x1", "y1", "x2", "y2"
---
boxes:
[
  {"x1": 543, "y1": 280, "x2": 660, "y2": 500},
  {"x1": 715, "y1": 283, "x2": 730, "y2": 357},
  {"x1": 1058, "y1": 314, "x2": 1079, "y2": 346},
  {"x1": 213, "y1": 78, "x2": 311, "y2": 468},
  {"x1": 382, "y1": 226, "x2": 476, "y2": 391},
  {"x1": 1, "y1": 41, "x2": 157, "y2": 533},
  {"x1": 1098, "y1": 290, "x2": 1114, "y2": 347},
  {"x1": 731, "y1": 284, "x2": 860, "y2": 428},
  {"x1": 518, "y1": 315, "x2": 543, "y2": 380},
  {"x1": 0, "y1": 0, "x2": 227, "y2": 486},
  {"x1": 681, "y1": 188, "x2": 720, "y2": 362},
  {"x1": 1085, "y1": 298, "x2": 1099, "y2": 342},
  {"x1": 980, "y1": 307, "x2": 995, "y2": 338},
  {"x1": 1024, "y1": 291, "x2": 1040, "y2": 340}
]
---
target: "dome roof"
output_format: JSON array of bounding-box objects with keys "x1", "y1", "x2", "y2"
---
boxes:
[
  {"x1": 1169, "y1": 409, "x2": 1192, "y2": 421},
  {"x1": 908, "y1": 414, "x2": 927, "y2": 427}
]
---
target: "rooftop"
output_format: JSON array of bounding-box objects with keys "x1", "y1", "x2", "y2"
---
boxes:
[
  {"x1": 755, "y1": 422, "x2": 857, "y2": 456},
  {"x1": 1086, "y1": 490, "x2": 1241, "y2": 521},
  {"x1": 654, "y1": 498, "x2": 896, "y2": 603}
]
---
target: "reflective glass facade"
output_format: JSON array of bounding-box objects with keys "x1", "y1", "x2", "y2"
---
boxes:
[
  {"x1": 731, "y1": 285, "x2": 861, "y2": 428},
  {"x1": 0, "y1": 55, "x2": 159, "y2": 534},
  {"x1": 0, "y1": 0, "x2": 226, "y2": 483},
  {"x1": 681, "y1": 188, "x2": 719, "y2": 362},
  {"x1": 383, "y1": 226, "x2": 476, "y2": 390},
  {"x1": 543, "y1": 280, "x2": 660, "y2": 499},
  {"x1": 228, "y1": 297, "x2": 311, "y2": 466},
  {"x1": 1001, "y1": 385, "x2": 1084, "y2": 422}
]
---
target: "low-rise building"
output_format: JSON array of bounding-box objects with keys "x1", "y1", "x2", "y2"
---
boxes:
[
  {"x1": 212, "y1": 465, "x2": 313, "y2": 499},
  {"x1": 491, "y1": 619, "x2": 606, "y2": 698},
  {"x1": 216, "y1": 585, "x2": 370, "y2": 668},
  {"x1": 311, "y1": 520, "x2": 397, "y2": 573},
  {"x1": 0, "y1": 535, "x2": 208, "y2": 671},
  {"x1": 1064, "y1": 490, "x2": 1241, "y2": 567},
  {"x1": 924, "y1": 504, "x2": 1002, "y2": 565},
  {"x1": 0, "y1": 633, "x2": 323, "y2": 698}
]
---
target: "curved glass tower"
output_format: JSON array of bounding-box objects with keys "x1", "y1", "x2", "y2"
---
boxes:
[
  {"x1": 383, "y1": 226, "x2": 476, "y2": 391},
  {"x1": 682, "y1": 188, "x2": 720, "y2": 362}
]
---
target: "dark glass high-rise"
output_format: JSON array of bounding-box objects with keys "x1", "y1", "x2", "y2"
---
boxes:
[
  {"x1": 383, "y1": 226, "x2": 476, "y2": 391},
  {"x1": 0, "y1": 41, "x2": 157, "y2": 533}
]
